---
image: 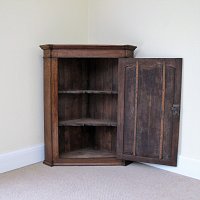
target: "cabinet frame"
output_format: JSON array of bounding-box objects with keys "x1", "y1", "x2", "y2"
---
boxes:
[
  {"x1": 41, "y1": 45, "x2": 136, "y2": 166},
  {"x1": 41, "y1": 45, "x2": 182, "y2": 167}
]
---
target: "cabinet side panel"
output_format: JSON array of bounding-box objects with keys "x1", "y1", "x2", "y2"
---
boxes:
[{"x1": 43, "y1": 58, "x2": 53, "y2": 165}]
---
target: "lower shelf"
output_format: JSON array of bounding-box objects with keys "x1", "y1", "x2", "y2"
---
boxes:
[{"x1": 60, "y1": 148, "x2": 116, "y2": 159}]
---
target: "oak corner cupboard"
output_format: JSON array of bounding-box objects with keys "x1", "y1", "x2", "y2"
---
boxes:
[{"x1": 40, "y1": 44, "x2": 182, "y2": 167}]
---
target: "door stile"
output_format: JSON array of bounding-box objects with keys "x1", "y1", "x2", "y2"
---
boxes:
[
  {"x1": 51, "y1": 58, "x2": 59, "y2": 161},
  {"x1": 133, "y1": 61, "x2": 139, "y2": 156},
  {"x1": 171, "y1": 59, "x2": 182, "y2": 164},
  {"x1": 117, "y1": 60, "x2": 126, "y2": 157},
  {"x1": 159, "y1": 61, "x2": 166, "y2": 159}
]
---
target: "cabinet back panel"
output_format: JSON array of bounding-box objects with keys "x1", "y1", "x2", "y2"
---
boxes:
[
  {"x1": 58, "y1": 94, "x2": 87, "y2": 121},
  {"x1": 58, "y1": 58, "x2": 118, "y2": 91},
  {"x1": 58, "y1": 58, "x2": 88, "y2": 90},
  {"x1": 59, "y1": 127, "x2": 92, "y2": 154},
  {"x1": 88, "y1": 59, "x2": 118, "y2": 91},
  {"x1": 88, "y1": 94, "x2": 117, "y2": 121},
  {"x1": 94, "y1": 127, "x2": 117, "y2": 153},
  {"x1": 59, "y1": 127, "x2": 116, "y2": 155}
]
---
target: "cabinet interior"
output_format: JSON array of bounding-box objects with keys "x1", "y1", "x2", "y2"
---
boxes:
[{"x1": 58, "y1": 58, "x2": 118, "y2": 159}]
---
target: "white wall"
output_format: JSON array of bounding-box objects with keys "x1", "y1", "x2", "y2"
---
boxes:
[
  {"x1": 1, "y1": 0, "x2": 200, "y2": 179},
  {"x1": 88, "y1": 0, "x2": 200, "y2": 179},
  {"x1": 0, "y1": 0, "x2": 88, "y2": 154}
]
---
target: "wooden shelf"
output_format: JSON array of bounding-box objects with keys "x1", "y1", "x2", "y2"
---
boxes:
[
  {"x1": 59, "y1": 118, "x2": 117, "y2": 127},
  {"x1": 60, "y1": 148, "x2": 116, "y2": 159},
  {"x1": 58, "y1": 90, "x2": 118, "y2": 94}
]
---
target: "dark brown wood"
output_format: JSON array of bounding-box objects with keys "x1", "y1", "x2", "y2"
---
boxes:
[
  {"x1": 58, "y1": 90, "x2": 118, "y2": 94},
  {"x1": 40, "y1": 45, "x2": 137, "y2": 58},
  {"x1": 41, "y1": 45, "x2": 137, "y2": 166},
  {"x1": 51, "y1": 58, "x2": 59, "y2": 162},
  {"x1": 59, "y1": 118, "x2": 117, "y2": 127},
  {"x1": 41, "y1": 44, "x2": 181, "y2": 167},
  {"x1": 43, "y1": 58, "x2": 53, "y2": 166},
  {"x1": 40, "y1": 44, "x2": 136, "y2": 50},
  {"x1": 117, "y1": 58, "x2": 182, "y2": 166},
  {"x1": 60, "y1": 148, "x2": 115, "y2": 159}
]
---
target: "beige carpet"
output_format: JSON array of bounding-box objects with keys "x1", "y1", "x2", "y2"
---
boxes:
[{"x1": 0, "y1": 163, "x2": 200, "y2": 200}]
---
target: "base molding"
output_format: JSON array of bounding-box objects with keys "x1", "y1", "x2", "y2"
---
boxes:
[
  {"x1": 0, "y1": 144, "x2": 44, "y2": 173},
  {"x1": 145, "y1": 155, "x2": 200, "y2": 180}
]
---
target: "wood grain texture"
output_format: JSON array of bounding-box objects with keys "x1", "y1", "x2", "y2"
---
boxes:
[
  {"x1": 123, "y1": 66, "x2": 136, "y2": 155},
  {"x1": 41, "y1": 44, "x2": 134, "y2": 60},
  {"x1": 40, "y1": 44, "x2": 137, "y2": 50},
  {"x1": 136, "y1": 59, "x2": 163, "y2": 158},
  {"x1": 58, "y1": 90, "x2": 118, "y2": 94},
  {"x1": 60, "y1": 148, "x2": 116, "y2": 159},
  {"x1": 43, "y1": 58, "x2": 53, "y2": 165},
  {"x1": 133, "y1": 62, "x2": 139, "y2": 156},
  {"x1": 117, "y1": 60, "x2": 126, "y2": 157},
  {"x1": 117, "y1": 58, "x2": 182, "y2": 166},
  {"x1": 41, "y1": 44, "x2": 182, "y2": 167},
  {"x1": 40, "y1": 44, "x2": 137, "y2": 58},
  {"x1": 167, "y1": 59, "x2": 182, "y2": 165},
  {"x1": 51, "y1": 58, "x2": 59, "y2": 161},
  {"x1": 159, "y1": 62, "x2": 166, "y2": 159},
  {"x1": 41, "y1": 45, "x2": 137, "y2": 166},
  {"x1": 59, "y1": 118, "x2": 117, "y2": 127}
]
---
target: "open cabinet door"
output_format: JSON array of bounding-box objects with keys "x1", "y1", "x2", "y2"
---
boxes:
[{"x1": 117, "y1": 58, "x2": 182, "y2": 166}]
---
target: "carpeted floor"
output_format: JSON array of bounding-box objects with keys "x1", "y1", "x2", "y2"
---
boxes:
[{"x1": 0, "y1": 163, "x2": 200, "y2": 200}]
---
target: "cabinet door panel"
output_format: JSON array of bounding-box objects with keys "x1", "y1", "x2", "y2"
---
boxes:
[
  {"x1": 136, "y1": 61, "x2": 163, "y2": 158},
  {"x1": 117, "y1": 58, "x2": 182, "y2": 166}
]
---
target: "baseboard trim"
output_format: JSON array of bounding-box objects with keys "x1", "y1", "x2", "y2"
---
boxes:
[
  {"x1": 0, "y1": 144, "x2": 44, "y2": 173},
  {"x1": 1, "y1": 147, "x2": 200, "y2": 180},
  {"x1": 144, "y1": 155, "x2": 200, "y2": 180}
]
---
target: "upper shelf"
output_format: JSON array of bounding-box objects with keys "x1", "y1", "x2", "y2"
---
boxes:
[
  {"x1": 58, "y1": 90, "x2": 118, "y2": 95},
  {"x1": 59, "y1": 118, "x2": 117, "y2": 127}
]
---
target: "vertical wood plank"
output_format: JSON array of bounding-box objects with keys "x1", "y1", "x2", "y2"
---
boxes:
[
  {"x1": 123, "y1": 66, "x2": 135, "y2": 154},
  {"x1": 170, "y1": 59, "x2": 182, "y2": 164},
  {"x1": 133, "y1": 61, "x2": 139, "y2": 156},
  {"x1": 136, "y1": 60, "x2": 163, "y2": 158},
  {"x1": 159, "y1": 61, "x2": 166, "y2": 159},
  {"x1": 117, "y1": 59, "x2": 126, "y2": 156},
  {"x1": 43, "y1": 57, "x2": 53, "y2": 165},
  {"x1": 51, "y1": 58, "x2": 59, "y2": 160}
]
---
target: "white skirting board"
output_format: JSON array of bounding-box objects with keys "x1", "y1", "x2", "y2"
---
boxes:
[
  {"x1": 0, "y1": 145, "x2": 200, "y2": 180},
  {"x1": 0, "y1": 144, "x2": 44, "y2": 173},
  {"x1": 144, "y1": 156, "x2": 200, "y2": 180}
]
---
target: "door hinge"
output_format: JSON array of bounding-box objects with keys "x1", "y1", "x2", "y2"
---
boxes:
[{"x1": 171, "y1": 104, "x2": 180, "y2": 116}]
